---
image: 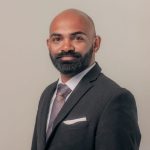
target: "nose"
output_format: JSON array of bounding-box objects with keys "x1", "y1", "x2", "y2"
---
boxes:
[{"x1": 62, "y1": 39, "x2": 75, "y2": 51}]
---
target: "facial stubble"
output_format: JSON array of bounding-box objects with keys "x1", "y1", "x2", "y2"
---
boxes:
[{"x1": 49, "y1": 46, "x2": 94, "y2": 76}]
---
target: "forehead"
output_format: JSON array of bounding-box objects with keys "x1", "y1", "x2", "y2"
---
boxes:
[{"x1": 50, "y1": 12, "x2": 92, "y2": 36}]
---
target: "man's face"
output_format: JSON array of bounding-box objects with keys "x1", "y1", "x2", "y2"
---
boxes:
[{"x1": 47, "y1": 12, "x2": 99, "y2": 75}]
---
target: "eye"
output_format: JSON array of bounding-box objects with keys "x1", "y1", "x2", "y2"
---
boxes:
[
  {"x1": 51, "y1": 36, "x2": 62, "y2": 43},
  {"x1": 74, "y1": 35, "x2": 85, "y2": 41}
]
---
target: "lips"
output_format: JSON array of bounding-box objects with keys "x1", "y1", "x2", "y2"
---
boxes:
[
  {"x1": 56, "y1": 54, "x2": 81, "y2": 60},
  {"x1": 59, "y1": 55, "x2": 79, "y2": 61}
]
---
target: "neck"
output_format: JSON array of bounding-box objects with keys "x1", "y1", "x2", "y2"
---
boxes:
[{"x1": 60, "y1": 74, "x2": 74, "y2": 83}]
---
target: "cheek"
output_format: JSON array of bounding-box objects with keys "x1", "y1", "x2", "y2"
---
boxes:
[
  {"x1": 48, "y1": 43, "x2": 61, "y2": 55},
  {"x1": 74, "y1": 44, "x2": 92, "y2": 55}
]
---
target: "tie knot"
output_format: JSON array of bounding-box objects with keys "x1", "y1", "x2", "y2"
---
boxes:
[{"x1": 57, "y1": 84, "x2": 72, "y2": 98}]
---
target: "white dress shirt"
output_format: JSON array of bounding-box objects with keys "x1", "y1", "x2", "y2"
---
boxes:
[{"x1": 46, "y1": 63, "x2": 96, "y2": 130}]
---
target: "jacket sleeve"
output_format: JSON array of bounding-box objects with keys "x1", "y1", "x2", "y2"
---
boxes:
[
  {"x1": 31, "y1": 116, "x2": 38, "y2": 150},
  {"x1": 95, "y1": 90, "x2": 141, "y2": 150},
  {"x1": 31, "y1": 90, "x2": 46, "y2": 150}
]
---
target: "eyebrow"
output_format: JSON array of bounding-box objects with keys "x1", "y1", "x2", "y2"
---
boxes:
[
  {"x1": 50, "y1": 31, "x2": 87, "y2": 38},
  {"x1": 71, "y1": 31, "x2": 87, "y2": 36},
  {"x1": 50, "y1": 33, "x2": 61, "y2": 37}
]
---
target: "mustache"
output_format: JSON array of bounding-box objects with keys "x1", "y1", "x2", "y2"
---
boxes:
[{"x1": 55, "y1": 50, "x2": 81, "y2": 59}]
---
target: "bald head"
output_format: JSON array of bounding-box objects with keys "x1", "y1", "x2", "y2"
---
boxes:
[
  {"x1": 47, "y1": 9, "x2": 101, "y2": 80},
  {"x1": 49, "y1": 9, "x2": 96, "y2": 37}
]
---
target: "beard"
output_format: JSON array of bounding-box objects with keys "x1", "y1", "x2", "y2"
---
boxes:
[{"x1": 49, "y1": 46, "x2": 94, "y2": 75}]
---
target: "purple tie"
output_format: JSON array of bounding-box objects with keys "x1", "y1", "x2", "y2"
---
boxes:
[{"x1": 46, "y1": 83, "x2": 71, "y2": 140}]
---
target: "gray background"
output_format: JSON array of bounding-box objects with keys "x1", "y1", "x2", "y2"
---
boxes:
[{"x1": 0, "y1": 0, "x2": 149, "y2": 149}]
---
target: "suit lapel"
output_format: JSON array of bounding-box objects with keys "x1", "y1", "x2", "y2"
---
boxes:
[
  {"x1": 50, "y1": 63, "x2": 102, "y2": 137},
  {"x1": 38, "y1": 81, "x2": 57, "y2": 147},
  {"x1": 52, "y1": 79, "x2": 93, "y2": 130}
]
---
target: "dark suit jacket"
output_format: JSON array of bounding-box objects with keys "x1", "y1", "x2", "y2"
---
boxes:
[{"x1": 31, "y1": 63, "x2": 141, "y2": 150}]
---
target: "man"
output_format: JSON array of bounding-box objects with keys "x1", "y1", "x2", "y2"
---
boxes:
[{"x1": 31, "y1": 9, "x2": 141, "y2": 150}]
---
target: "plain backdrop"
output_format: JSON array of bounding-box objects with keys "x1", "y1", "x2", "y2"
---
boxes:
[{"x1": 0, "y1": 0, "x2": 149, "y2": 150}]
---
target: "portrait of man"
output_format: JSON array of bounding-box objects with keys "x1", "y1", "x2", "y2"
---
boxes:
[{"x1": 31, "y1": 8, "x2": 141, "y2": 150}]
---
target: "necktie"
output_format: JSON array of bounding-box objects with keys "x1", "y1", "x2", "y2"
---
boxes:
[{"x1": 46, "y1": 83, "x2": 71, "y2": 140}]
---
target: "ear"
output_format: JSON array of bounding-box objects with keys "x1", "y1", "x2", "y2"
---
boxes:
[
  {"x1": 93, "y1": 35, "x2": 101, "y2": 53},
  {"x1": 47, "y1": 38, "x2": 50, "y2": 47},
  {"x1": 46, "y1": 38, "x2": 51, "y2": 52}
]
